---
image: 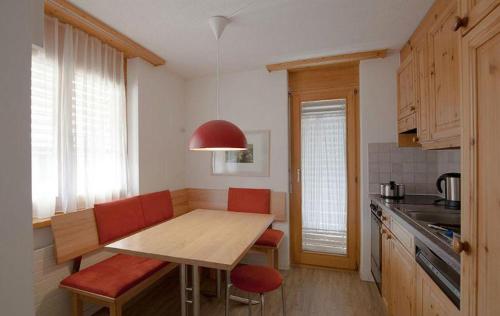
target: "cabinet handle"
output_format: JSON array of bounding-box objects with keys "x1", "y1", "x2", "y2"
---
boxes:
[
  {"x1": 410, "y1": 106, "x2": 416, "y2": 112},
  {"x1": 412, "y1": 136, "x2": 419, "y2": 143},
  {"x1": 452, "y1": 236, "x2": 469, "y2": 254},
  {"x1": 453, "y1": 16, "x2": 469, "y2": 31}
]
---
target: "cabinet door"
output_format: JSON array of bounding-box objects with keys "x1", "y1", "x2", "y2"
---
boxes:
[
  {"x1": 381, "y1": 228, "x2": 392, "y2": 310},
  {"x1": 461, "y1": 6, "x2": 500, "y2": 316},
  {"x1": 415, "y1": 35, "x2": 430, "y2": 143},
  {"x1": 390, "y1": 237, "x2": 416, "y2": 316},
  {"x1": 398, "y1": 54, "x2": 417, "y2": 122},
  {"x1": 415, "y1": 265, "x2": 459, "y2": 316},
  {"x1": 459, "y1": 0, "x2": 500, "y2": 34},
  {"x1": 428, "y1": 0, "x2": 461, "y2": 145}
]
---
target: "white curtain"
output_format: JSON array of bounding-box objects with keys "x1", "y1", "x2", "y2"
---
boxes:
[
  {"x1": 301, "y1": 100, "x2": 347, "y2": 233},
  {"x1": 31, "y1": 16, "x2": 128, "y2": 218}
]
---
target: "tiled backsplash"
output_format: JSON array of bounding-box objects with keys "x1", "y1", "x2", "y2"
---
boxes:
[{"x1": 368, "y1": 143, "x2": 460, "y2": 195}]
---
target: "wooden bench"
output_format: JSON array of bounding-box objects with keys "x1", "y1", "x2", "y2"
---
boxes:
[{"x1": 51, "y1": 191, "x2": 178, "y2": 316}]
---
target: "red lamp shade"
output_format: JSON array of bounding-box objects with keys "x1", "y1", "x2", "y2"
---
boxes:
[{"x1": 189, "y1": 120, "x2": 247, "y2": 151}]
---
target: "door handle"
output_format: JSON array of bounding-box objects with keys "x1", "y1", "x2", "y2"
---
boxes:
[{"x1": 297, "y1": 168, "x2": 301, "y2": 183}]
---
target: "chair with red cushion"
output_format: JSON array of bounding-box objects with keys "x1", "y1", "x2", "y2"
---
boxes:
[
  {"x1": 227, "y1": 264, "x2": 286, "y2": 316},
  {"x1": 228, "y1": 187, "x2": 285, "y2": 268}
]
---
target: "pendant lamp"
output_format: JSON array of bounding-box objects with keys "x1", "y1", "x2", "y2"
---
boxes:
[{"x1": 189, "y1": 16, "x2": 247, "y2": 151}]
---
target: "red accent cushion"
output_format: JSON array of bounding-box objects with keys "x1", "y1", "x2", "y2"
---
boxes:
[
  {"x1": 61, "y1": 254, "x2": 168, "y2": 298},
  {"x1": 227, "y1": 188, "x2": 271, "y2": 214},
  {"x1": 139, "y1": 190, "x2": 174, "y2": 226},
  {"x1": 231, "y1": 265, "x2": 283, "y2": 293},
  {"x1": 94, "y1": 196, "x2": 146, "y2": 244},
  {"x1": 255, "y1": 229, "x2": 284, "y2": 247}
]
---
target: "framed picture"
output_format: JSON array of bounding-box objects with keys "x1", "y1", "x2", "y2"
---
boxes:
[{"x1": 212, "y1": 130, "x2": 270, "y2": 176}]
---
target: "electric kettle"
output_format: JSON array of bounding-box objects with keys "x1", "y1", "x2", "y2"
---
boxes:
[{"x1": 436, "y1": 173, "x2": 461, "y2": 209}]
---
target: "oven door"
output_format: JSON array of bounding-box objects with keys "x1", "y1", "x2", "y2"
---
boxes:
[{"x1": 371, "y1": 210, "x2": 382, "y2": 292}]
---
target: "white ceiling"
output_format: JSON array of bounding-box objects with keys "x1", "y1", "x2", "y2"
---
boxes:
[{"x1": 70, "y1": 0, "x2": 434, "y2": 79}]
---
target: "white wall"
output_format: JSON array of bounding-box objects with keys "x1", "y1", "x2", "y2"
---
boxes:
[
  {"x1": 127, "y1": 58, "x2": 187, "y2": 194},
  {"x1": 0, "y1": 0, "x2": 35, "y2": 315},
  {"x1": 185, "y1": 69, "x2": 290, "y2": 268},
  {"x1": 359, "y1": 54, "x2": 399, "y2": 280}
]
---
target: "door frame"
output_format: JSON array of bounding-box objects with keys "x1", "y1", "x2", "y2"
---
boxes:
[{"x1": 289, "y1": 86, "x2": 360, "y2": 270}]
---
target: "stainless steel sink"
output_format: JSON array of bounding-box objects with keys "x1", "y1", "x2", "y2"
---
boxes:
[{"x1": 406, "y1": 212, "x2": 460, "y2": 225}]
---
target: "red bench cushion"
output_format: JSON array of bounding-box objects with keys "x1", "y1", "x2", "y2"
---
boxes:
[
  {"x1": 231, "y1": 265, "x2": 283, "y2": 293},
  {"x1": 94, "y1": 196, "x2": 146, "y2": 244},
  {"x1": 255, "y1": 228, "x2": 284, "y2": 248},
  {"x1": 227, "y1": 188, "x2": 271, "y2": 214},
  {"x1": 139, "y1": 190, "x2": 174, "y2": 226},
  {"x1": 60, "y1": 254, "x2": 168, "y2": 298}
]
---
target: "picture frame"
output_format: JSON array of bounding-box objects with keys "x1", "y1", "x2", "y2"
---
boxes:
[{"x1": 212, "y1": 130, "x2": 270, "y2": 177}]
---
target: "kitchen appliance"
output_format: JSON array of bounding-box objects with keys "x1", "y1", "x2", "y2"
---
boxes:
[
  {"x1": 380, "y1": 194, "x2": 441, "y2": 205},
  {"x1": 380, "y1": 181, "x2": 405, "y2": 199},
  {"x1": 436, "y1": 173, "x2": 461, "y2": 209},
  {"x1": 415, "y1": 238, "x2": 460, "y2": 308},
  {"x1": 370, "y1": 202, "x2": 383, "y2": 292}
]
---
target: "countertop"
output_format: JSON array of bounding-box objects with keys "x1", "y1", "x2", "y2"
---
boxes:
[{"x1": 370, "y1": 194, "x2": 461, "y2": 272}]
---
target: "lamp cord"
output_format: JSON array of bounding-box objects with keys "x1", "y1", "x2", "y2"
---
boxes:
[{"x1": 216, "y1": 38, "x2": 221, "y2": 120}]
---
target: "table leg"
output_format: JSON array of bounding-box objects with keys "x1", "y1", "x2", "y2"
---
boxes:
[
  {"x1": 216, "y1": 269, "x2": 222, "y2": 298},
  {"x1": 225, "y1": 270, "x2": 231, "y2": 316},
  {"x1": 192, "y1": 265, "x2": 200, "y2": 316},
  {"x1": 180, "y1": 264, "x2": 187, "y2": 316}
]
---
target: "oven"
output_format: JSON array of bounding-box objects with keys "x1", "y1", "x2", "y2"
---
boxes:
[{"x1": 370, "y1": 202, "x2": 382, "y2": 292}]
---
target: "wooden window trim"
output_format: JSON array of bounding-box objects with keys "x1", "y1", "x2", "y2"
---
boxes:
[{"x1": 44, "y1": 0, "x2": 165, "y2": 66}]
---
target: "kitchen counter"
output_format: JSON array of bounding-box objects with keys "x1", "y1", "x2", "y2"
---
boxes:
[{"x1": 370, "y1": 195, "x2": 460, "y2": 272}]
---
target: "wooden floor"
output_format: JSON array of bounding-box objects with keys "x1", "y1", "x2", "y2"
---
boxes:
[{"x1": 94, "y1": 266, "x2": 385, "y2": 316}]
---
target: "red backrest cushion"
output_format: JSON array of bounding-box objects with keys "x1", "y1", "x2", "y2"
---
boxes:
[
  {"x1": 94, "y1": 196, "x2": 146, "y2": 244},
  {"x1": 227, "y1": 188, "x2": 271, "y2": 214},
  {"x1": 139, "y1": 190, "x2": 174, "y2": 226}
]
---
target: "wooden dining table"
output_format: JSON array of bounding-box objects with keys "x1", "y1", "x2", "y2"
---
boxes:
[{"x1": 105, "y1": 209, "x2": 274, "y2": 316}]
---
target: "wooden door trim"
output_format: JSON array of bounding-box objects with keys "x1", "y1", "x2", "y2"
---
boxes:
[{"x1": 289, "y1": 85, "x2": 359, "y2": 270}]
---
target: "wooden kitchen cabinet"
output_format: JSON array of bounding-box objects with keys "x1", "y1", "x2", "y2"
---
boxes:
[
  {"x1": 390, "y1": 236, "x2": 417, "y2": 316},
  {"x1": 460, "y1": 6, "x2": 500, "y2": 316},
  {"x1": 381, "y1": 227, "x2": 392, "y2": 309},
  {"x1": 459, "y1": 0, "x2": 500, "y2": 34},
  {"x1": 415, "y1": 265, "x2": 459, "y2": 316},
  {"x1": 427, "y1": 0, "x2": 461, "y2": 148},
  {"x1": 397, "y1": 54, "x2": 417, "y2": 132},
  {"x1": 414, "y1": 35, "x2": 430, "y2": 143}
]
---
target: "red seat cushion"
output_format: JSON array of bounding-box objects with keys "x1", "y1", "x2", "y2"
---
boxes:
[
  {"x1": 94, "y1": 196, "x2": 146, "y2": 244},
  {"x1": 60, "y1": 254, "x2": 168, "y2": 298},
  {"x1": 255, "y1": 228, "x2": 284, "y2": 247},
  {"x1": 231, "y1": 265, "x2": 283, "y2": 293},
  {"x1": 139, "y1": 190, "x2": 174, "y2": 226},
  {"x1": 227, "y1": 188, "x2": 271, "y2": 214}
]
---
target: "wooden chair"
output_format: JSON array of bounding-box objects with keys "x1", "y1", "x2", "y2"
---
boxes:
[{"x1": 51, "y1": 191, "x2": 177, "y2": 316}]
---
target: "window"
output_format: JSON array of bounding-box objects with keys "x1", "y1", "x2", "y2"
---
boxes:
[{"x1": 31, "y1": 16, "x2": 128, "y2": 218}]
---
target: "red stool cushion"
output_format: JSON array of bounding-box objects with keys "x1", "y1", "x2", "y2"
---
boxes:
[
  {"x1": 94, "y1": 196, "x2": 146, "y2": 244},
  {"x1": 231, "y1": 265, "x2": 283, "y2": 293},
  {"x1": 255, "y1": 228, "x2": 284, "y2": 248},
  {"x1": 139, "y1": 190, "x2": 174, "y2": 226},
  {"x1": 60, "y1": 254, "x2": 168, "y2": 298},
  {"x1": 227, "y1": 188, "x2": 271, "y2": 214}
]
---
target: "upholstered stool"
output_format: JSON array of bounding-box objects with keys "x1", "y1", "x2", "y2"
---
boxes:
[{"x1": 227, "y1": 265, "x2": 286, "y2": 316}]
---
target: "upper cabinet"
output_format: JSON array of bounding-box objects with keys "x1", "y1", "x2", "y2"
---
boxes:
[
  {"x1": 458, "y1": 0, "x2": 500, "y2": 34},
  {"x1": 427, "y1": 0, "x2": 461, "y2": 148},
  {"x1": 397, "y1": 0, "x2": 463, "y2": 149}
]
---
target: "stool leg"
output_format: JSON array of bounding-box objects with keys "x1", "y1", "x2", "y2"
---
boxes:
[
  {"x1": 281, "y1": 284, "x2": 286, "y2": 316},
  {"x1": 260, "y1": 294, "x2": 265, "y2": 316},
  {"x1": 225, "y1": 270, "x2": 231, "y2": 316},
  {"x1": 247, "y1": 293, "x2": 252, "y2": 316}
]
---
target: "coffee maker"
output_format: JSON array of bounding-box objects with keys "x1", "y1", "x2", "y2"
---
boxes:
[{"x1": 436, "y1": 173, "x2": 461, "y2": 209}]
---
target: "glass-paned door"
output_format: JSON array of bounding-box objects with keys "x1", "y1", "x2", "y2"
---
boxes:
[{"x1": 301, "y1": 99, "x2": 347, "y2": 255}]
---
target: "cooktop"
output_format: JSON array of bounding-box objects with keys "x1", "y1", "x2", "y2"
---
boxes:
[{"x1": 379, "y1": 194, "x2": 442, "y2": 206}]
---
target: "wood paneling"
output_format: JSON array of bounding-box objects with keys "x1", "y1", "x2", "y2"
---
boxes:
[
  {"x1": 459, "y1": 0, "x2": 500, "y2": 35},
  {"x1": 460, "y1": 6, "x2": 500, "y2": 316},
  {"x1": 51, "y1": 208, "x2": 100, "y2": 264},
  {"x1": 106, "y1": 210, "x2": 274, "y2": 270},
  {"x1": 171, "y1": 189, "x2": 190, "y2": 217},
  {"x1": 288, "y1": 62, "x2": 359, "y2": 93},
  {"x1": 266, "y1": 49, "x2": 387, "y2": 72},
  {"x1": 44, "y1": 0, "x2": 165, "y2": 66}
]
